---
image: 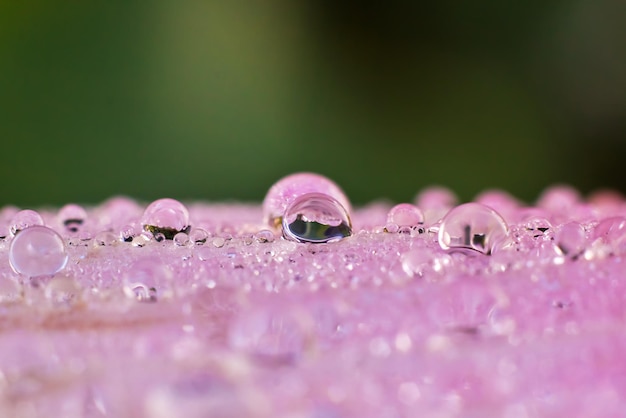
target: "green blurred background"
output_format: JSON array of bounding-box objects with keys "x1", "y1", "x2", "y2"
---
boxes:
[{"x1": 1, "y1": 1, "x2": 625, "y2": 207}]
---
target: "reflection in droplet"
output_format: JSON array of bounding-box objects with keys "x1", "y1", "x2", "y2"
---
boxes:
[
  {"x1": 262, "y1": 172, "x2": 351, "y2": 228},
  {"x1": 9, "y1": 225, "x2": 68, "y2": 278},
  {"x1": 141, "y1": 198, "x2": 190, "y2": 239},
  {"x1": 188, "y1": 228, "x2": 209, "y2": 245},
  {"x1": 386, "y1": 203, "x2": 424, "y2": 228},
  {"x1": 282, "y1": 193, "x2": 352, "y2": 243},
  {"x1": 10, "y1": 209, "x2": 45, "y2": 236},
  {"x1": 438, "y1": 203, "x2": 509, "y2": 255},
  {"x1": 58, "y1": 204, "x2": 88, "y2": 233},
  {"x1": 555, "y1": 222, "x2": 586, "y2": 257}
]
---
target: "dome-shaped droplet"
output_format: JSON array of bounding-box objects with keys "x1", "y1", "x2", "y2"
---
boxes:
[
  {"x1": 10, "y1": 209, "x2": 45, "y2": 236},
  {"x1": 141, "y1": 198, "x2": 190, "y2": 239},
  {"x1": 262, "y1": 173, "x2": 351, "y2": 228},
  {"x1": 282, "y1": 193, "x2": 352, "y2": 243},
  {"x1": 58, "y1": 204, "x2": 88, "y2": 233},
  {"x1": 386, "y1": 203, "x2": 424, "y2": 227},
  {"x1": 555, "y1": 221, "x2": 586, "y2": 257},
  {"x1": 438, "y1": 203, "x2": 509, "y2": 255},
  {"x1": 9, "y1": 225, "x2": 68, "y2": 278},
  {"x1": 122, "y1": 258, "x2": 173, "y2": 302}
]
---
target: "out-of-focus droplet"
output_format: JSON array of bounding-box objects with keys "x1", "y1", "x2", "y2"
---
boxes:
[
  {"x1": 386, "y1": 203, "x2": 424, "y2": 228},
  {"x1": 58, "y1": 204, "x2": 88, "y2": 233},
  {"x1": 94, "y1": 230, "x2": 118, "y2": 247},
  {"x1": 122, "y1": 258, "x2": 173, "y2": 302},
  {"x1": 262, "y1": 173, "x2": 351, "y2": 228},
  {"x1": 438, "y1": 203, "x2": 509, "y2": 255},
  {"x1": 555, "y1": 221, "x2": 586, "y2": 257},
  {"x1": 45, "y1": 276, "x2": 82, "y2": 307},
  {"x1": 282, "y1": 193, "x2": 352, "y2": 244},
  {"x1": 414, "y1": 187, "x2": 457, "y2": 226},
  {"x1": 9, "y1": 225, "x2": 68, "y2": 278},
  {"x1": 141, "y1": 198, "x2": 190, "y2": 239},
  {"x1": 10, "y1": 209, "x2": 45, "y2": 236},
  {"x1": 254, "y1": 229, "x2": 275, "y2": 243}
]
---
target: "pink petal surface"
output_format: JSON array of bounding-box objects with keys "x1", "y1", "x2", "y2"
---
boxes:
[{"x1": 0, "y1": 194, "x2": 626, "y2": 417}]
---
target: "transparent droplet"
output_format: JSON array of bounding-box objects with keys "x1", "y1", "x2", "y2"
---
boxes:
[
  {"x1": 120, "y1": 224, "x2": 139, "y2": 243},
  {"x1": 254, "y1": 229, "x2": 275, "y2": 243},
  {"x1": 282, "y1": 193, "x2": 352, "y2": 244},
  {"x1": 123, "y1": 258, "x2": 173, "y2": 302},
  {"x1": 173, "y1": 232, "x2": 190, "y2": 247},
  {"x1": 537, "y1": 185, "x2": 581, "y2": 213},
  {"x1": 593, "y1": 216, "x2": 626, "y2": 244},
  {"x1": 386, "y1": 203, "x2": 424, "y2": 227},
  {"x1": 9, "y1": 225, "x2": 68, "y2": 278},
  {"x1": 10, "y1": 209, "x2": 45, "y2": 236},
  {"x1": 188, "y1": 228, "x2": 208, "y2": 245},
  {"x1": 45, "y1": 276, "x2": 82, "y2": 307},
  {"x1": 58, "y1": 204, "x2": 88, "y2": 233},
  {"x1": 141, "y1": 198, "x2": 190, "y2": 239},
  {"x1": 555, "y1": 221, "x2": 586, "y2": 257},
  {"x1": 94, "y1": 230, "x2": 118, "y2": 246},
  {"x1": 414, "y1": 187, "x2": 457, "y2": 226},
  {"x1": 263, "y1": 172, "x2": 351, "y2": 228},
  {"x1": 438, "y1": 203, "x2": 509, "y2": 255}
]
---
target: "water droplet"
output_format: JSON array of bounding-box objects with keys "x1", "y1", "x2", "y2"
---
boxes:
[
  {"x1": 94, "y1": 230, "x2": 117, "y2": 246},
  {"x1": 212, "y1": 237, "x2": 226, "y2": 248},
  {"x1": 120, "y1": 224, "x2": 139, "y2": 243},
  {"x1": 173, "y1": 232, "x2": 190, "y2": 247},
  {"x1": 9, "y1": 209, "x2": 45, "y2": 236},
  {"x1": 262, "y1": 173, "x2": 351, "y2": 228},
  {"x1": 141, "y1": 198, "x2": 190, "y2": 239},
  {"x1": 188, "y1": 228, "x2": 208, "y2": 245},
  {"x1": 0, "y1": 277, "x2": 22, "y2": 304},
  {"x1": 555, "y1": 221, "x2": 586, "y2": 257},
  {"x1": 386, "y1": 203, "x2": 424, "y2": 227},
  {"x1": 122, "y1": 258, "x2": 173, "y2": 302},
  {"x1": 593, "y1": 216, "x2": 626, "y2": 244},
  {"x1": 9, "y1": 225, "x2": 68, "y2": 278},
  {"x1": 45, "y1": 276, "x2": 82, "y2": 307},
  {"x1": 537, "y1": 185, "x2": 581, "y2": 213},
  {"x1": 254, "y1": 229, "x2": 275, "y2": 243},
  {"x1": 282, "y1": 193, "x2": 352, "y2": 243},
  {"x1": 438, "y1": 203, "x2": 509, "y2": 255},
  {"x1": 414, "y1": 187, "x2": 457, "y2": 226},
  {"x1": 58, "y1": 204, "x2": 88, "y2": 233}
]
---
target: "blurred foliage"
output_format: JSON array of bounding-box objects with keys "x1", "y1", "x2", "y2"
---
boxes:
[{"x1": 1, "y1": 1, "x2": 625, "y2": 207}]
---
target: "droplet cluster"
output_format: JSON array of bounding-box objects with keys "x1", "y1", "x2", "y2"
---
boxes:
[{"x1": 0, "y1": 178, "x2": 625, "y2": 416}]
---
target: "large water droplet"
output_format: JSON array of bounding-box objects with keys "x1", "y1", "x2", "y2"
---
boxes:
[
  {"x1": 386, "y1": 203, "x2": 424, "y2": 228},
  {"x1": 282, "y1": 193, "x2": 352, "y2": 243},
  {"x1": 262, "y1": 173, "x2": 351, "y2": 228},
  {"x1": 9, "y1": 225, "x2": 68, "y2": 278},
  {"x1": 10, "y1": 209, "x2": 45, "y2": 236},
  {"x1": 141, "y1": 198, "x2": 190, "y2": 239},
  {"x1": 555, "y1": 221, "x2": 586, "y2": 257},
  {"x1": 58, "y1": 204, "x2": 88, "y2": 233},
  {"x1": 438, "y1": 203, "x2": 508, "y2": 255}
]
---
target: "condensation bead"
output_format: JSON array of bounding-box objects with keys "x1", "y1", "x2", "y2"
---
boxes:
[
  {"x1": 282, "y1": 193, "x2": 352, "y2": 244},
  {"x1": 188, "y1": 228, "x2": 209, "y2": 245},
  {"x1": 254, "y1": 229, "x2": 275, "y2": 243},
  {"x1": 94, "y1": 230, "x2": 118, "y2": 247},
  {"x1": 10, "y1": 209, "x2": 45, "y2": 236},
  {"x1": 173, "y1": 232, "x2": 190, "y2": 247},
  {"x1": 262, "y1": 172, "x2": 352, "y2": 228},
  {"x1": 438, "y1": 203, "x2": 509, "y2": 255},
  {"x1": 58, "y1": 204, "x2": 88, "y2": 233},
  {"x1": 556, "y1": 222, "x2": 587, "y2": 257},
  {"x1": 9, "y1": 225, "x2": 68, "y2": 278},
  {"x1": 45, "y1": 276, "x2": 82, "y2": 307},
  {"x1": 386, "y1": 203, "x2": 424, "y2": 228},
  {"x1": 593, "y1": 217, "x2": 626, "y2": 244},
  {"x1": 414, "y1": 187, "x2": 457, "y2": 226},
  {"x1": 141, "y1": 198, "x2": 190, "y2": 239},
  {"x1": 123, "y1": 258, "x2": 173, "y2": 302}
]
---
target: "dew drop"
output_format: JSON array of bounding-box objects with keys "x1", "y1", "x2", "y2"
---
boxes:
[
  {"x1": 262, "y1": 172, "x2": 351, "y2": 228},
  {"x1": 10, "y1": 209, "x2": 45, "y2": 236},
  {"x1": 254, "y1": 229, "x2": 275, "y2": 243},
  {"x1": 45, "y1": 276, "x2": 82, "y2": 307},
  {"x1": 173, "y1": 232, "x2": 190, "y2": 247},
  {"x1": 593, "y1": 216, "x2": 626, "y2": 244},
  {"x1": 9, "y1": 225, "x2": 68, "y2": 278},
  {"x1": 94, "y1": 230, "x2": 118, "y2": 247},
  {"x1": 58, "y1": 204, "x2": 88, "y2": 233},
  {"x1": 438, "y1": 203, "x2": 509, "y2": 255},
  {"x1": 282, "y1": 193, "x2": 352, "y2": 244},
  {"x1": 141, "y1": 198, "x2": 190, "y2": 239},
  {"x1": 188, "y1": 228, "x2": 209, "y2": 245},
  {"x1": 122, "y1": 258, "x2": 173, "y2": 302},
  {"x1": 386, "y1": 203, "x2": 424, "y2": 227},
  {"x1": 555, "y1": 221, "x2": 586, "y2": 257}
]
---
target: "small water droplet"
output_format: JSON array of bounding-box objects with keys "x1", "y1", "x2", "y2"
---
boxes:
[
  {"x1": 141, "y1": 198, "x2": 190, "y2": 239},
  {"x1": 45, "y1": 276, "x2": 82, "y2": 307},
  {"x1": 123, "y1": 259, "x2": 173, "y2": 302},
  {"x1": 188, "y1": 228, "x2": 209, "y2": 245},
  {"x1": 438, "y1": 203, "x2": 508, "y2": 255},
  {"x1": 212, "y1": 237, "x2": 226, "y2": 248},
  {"x1": 9, "y1": 225, "x2": 68, "y2": 278},
  {"x1": 555, "y1": 221, "x2": 586, "y2": 257},
  {"x1": 282, "y1": 193, "x2": 352, "y2": 243},
  {"x1": 263, "y1": 172, "x2": 351, "y2": 228},
  {"x1": 254, "y1": 229, "x2": 275, "y2": 243},
  {"x1": 386, "y1": 203, "x2": 424, "y2": 227},
  {"x1": 173, "y1": 232, "x2": 190, "y2": 247},
  {"x1": 120, "y1": 224, "x2": 139, "y2": 242},
  {"x1": 10, "y1": 209, "x2": 45, "y2": 236},
  {"x1": 94, "y1": 230, "x2": 117, "y2": 246},
  {"x1": 58, "y1": 204, "x2": 87, "y2": 233}
]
